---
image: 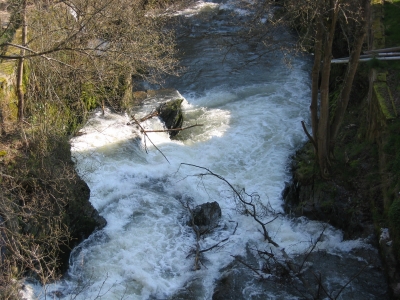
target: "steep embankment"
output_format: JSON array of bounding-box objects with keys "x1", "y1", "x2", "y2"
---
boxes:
[
  {"x1": 284, "y1": 0, "x2": 400, "y2": 297},
  {"x1": 0, "y1": 13, "x2": 106, "y2": 297}
]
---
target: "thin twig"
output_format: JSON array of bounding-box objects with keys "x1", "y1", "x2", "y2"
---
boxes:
[
  {"x1": 301, "y1": 120, "x2": 317, "y2": 150},
  {"x1": 131, "y1": 115, "x2": 170, "y2": 164},
  {"x1": 0, "y1": 173, "x2": 14, "y2": 179},
  {"x1": 180, "y1": 163, "x2": 279, "y2": 247},
  {"x1": 138, "y1": 111, "x2": 159, "y2": 122},
  {"x1": 298, "y1": 226, "x2": 327, "y2": 273},
  {"x1": 312, "y1": 271, "x2": 333, "y2": 300},
  {"x1": 333, "y1": 263, "x2": 369, "y2": 299},
  {"x1": 232, "y1": 222, "x2": 238, "y2": 235},
  {"x1": 231, "y1": 255, "x2": 262, "y2": 277},
  {"x1": 199, "y1": 238, "x2": 229, "y2": 253}
]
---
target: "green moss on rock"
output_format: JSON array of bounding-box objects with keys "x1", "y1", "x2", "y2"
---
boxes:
[
  {"x1": 374, "y1": 82, "x2": 397, "y2": 119},
  {"x1": 157, "y1": 98, "x2": 184, "y2": 138}
]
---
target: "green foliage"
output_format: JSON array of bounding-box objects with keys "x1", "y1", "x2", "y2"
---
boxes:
[
  {"x1": 366, "y1": 57, "x2": 389, "y2": 70},
  {"x1": 80, "y1": 83, "x2": 99, "y2": 111},
  {"x1": 384, "y1": 119, "x2": 400, "y2": 178},
  {"x1": 0, "y1": 28, "x2": 15, "y2": 49},
  {"x1": 384, "y1": 0, "x2": 400, "y2": 48},
  {"x1": 294, "y1": 142, "x2": 317, "y2": 183}
]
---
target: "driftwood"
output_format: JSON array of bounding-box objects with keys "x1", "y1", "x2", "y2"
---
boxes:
[
  {"x1": 131, "y1": 115, "x2": 170, "y2": 163},
  {"x1": 129, "y1": 110, "x2": 202, "y2": 163},
  {"x1": 140, "y1": 124, "x2": 203, "y2": 134},
  {"x1": 179, "y1": 163, "x2": 280, "y2": 247},
  {"x1": 139, "y1": 110, "x2": 159, "y2": 122},
  {"x1": 179, "y1": 199, "x2": 230, "y2": 270}
]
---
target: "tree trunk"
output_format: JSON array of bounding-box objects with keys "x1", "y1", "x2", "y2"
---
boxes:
[
  {"x1": 310, "y1": 18, "x2": 323, "y2": 149},
  {"x1": 317, "y1": 2, "x2": 340, "y2": 178},
  {"x1": 329, "y1": 0, "x2": 370, "y2": 146},
  {"x1": 17, "y1": 0, "x2": 27, "y2": 123}
]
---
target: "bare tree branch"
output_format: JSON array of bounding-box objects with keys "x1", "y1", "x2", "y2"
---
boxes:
[
  {"x1": 179, "y1": 163, "x2": 279, "y2": 246},
  {"x1": 131, "y1": 115, "x2": 170, "y2": 164}
]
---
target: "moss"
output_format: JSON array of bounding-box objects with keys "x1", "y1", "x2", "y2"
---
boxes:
[
  {"x1": 80, "y1": 83, "x2": 99, "y2": 111},
  {"x1": 293, "y1": 143, "x2": 317, "y2": 184},
  {"x1": 157, "y1": 98, "x2": 184, "y2": 138},
  {"x1": 374, "y1": 82, "x2": 397, "y2": 119}
]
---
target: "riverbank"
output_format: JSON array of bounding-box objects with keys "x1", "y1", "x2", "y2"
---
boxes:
[
  {"x1": 0, "y1": 3, "x2": 107, "y2": 294},
  {"x1": 283, "y1": 0, "x2": 400, "y2": 297},
  {"x1": 0, "y1": 121, "x2": 107, "y2": 295}
]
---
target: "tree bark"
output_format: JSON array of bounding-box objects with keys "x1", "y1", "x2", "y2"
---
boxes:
[
  {"x1": 329, "y1": 0, "x2": 370, "y2": 146},
  {"x1": 310, "y1": 16, "x2": 324, "y2": 149},
  {"x1": 316, "y1": 1, "x2": 340, "y2": 178},
  {"x1": 17, "y1": 0, "x2": 27, "y2": 123}
]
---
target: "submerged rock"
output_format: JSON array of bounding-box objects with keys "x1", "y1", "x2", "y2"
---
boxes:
[{"x1": 157, "y1": 99, "x2": 184, "y2": 137}]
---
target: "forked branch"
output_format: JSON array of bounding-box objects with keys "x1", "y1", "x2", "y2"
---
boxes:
[{"x1": 179, "y1": 163, "x2": 279, "y2": 247}]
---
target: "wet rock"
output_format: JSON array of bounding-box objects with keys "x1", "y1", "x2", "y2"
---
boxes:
[
  {"x1": 191, "y1": 201, "x2": 221, "y2": 233},
  {"x1": 157, "y1": 99, "x2": 184, "y2": 137},
  {"x1": 282, "y1": 144, "x2": 373, "y2": 240},
  {"x1": 169, "y1": 277, "x2": 205, "y2": 299}
]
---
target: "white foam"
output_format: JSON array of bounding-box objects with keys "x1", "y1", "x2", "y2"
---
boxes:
[
  {"x1": 169, "y1": 1, "x2": 220, "y2": 17},
  {"x1": 24, "y1": 27, "x2": 370, "y2": 300}
]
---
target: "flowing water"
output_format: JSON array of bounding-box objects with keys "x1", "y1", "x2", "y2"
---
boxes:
[{"x1": 24, "y1": 1, "x2": 388, "y2": 299}]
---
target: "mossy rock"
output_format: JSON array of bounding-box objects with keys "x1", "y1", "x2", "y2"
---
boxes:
[
  {"x1": 374, "y1": 82, "x2": 397, "y2": 119},
  {"x1": 157, "y1": 99, "x2": 184, "y2": 138}
]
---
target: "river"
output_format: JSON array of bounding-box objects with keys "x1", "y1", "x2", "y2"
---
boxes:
[{"x1": 23, "y1": 1, "x2": 388, "y2": 299}]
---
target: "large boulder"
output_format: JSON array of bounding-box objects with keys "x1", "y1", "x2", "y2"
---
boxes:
[
  {"x1": 157, "y1": 99, "x2": 184, "y2": 137},
  {"x1": 191, "y1": 201, "x2": 221, "y2": 233}
]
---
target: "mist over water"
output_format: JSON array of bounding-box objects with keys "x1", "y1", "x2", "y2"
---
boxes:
[{"x1": 23, "y1": 1, "x2": 388, "y2": 299}]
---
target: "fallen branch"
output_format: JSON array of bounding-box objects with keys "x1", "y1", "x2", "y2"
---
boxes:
[
  {"x1": 281, "y1": 248, "x2": 314, "y2": 296},
  {"x1": 180, "y1": 198, "x2": 230, "y2": 270},
  {"x1": 298, "y1": 226, "x2": 326, "y2": 273},
  {"x1": 232, "y1": 221, "x2": 238, "y2": 235},
  {"x1": 179, "y1": 163, "x2": 279, "y2": 247},
  {"x1": 333, "y1": 263, "x2": 369, "y2": 299},
  {"x1": 140, "y1": 124, "x2": 203, "y2": 133},
  {"x1": 138, "y1": 110, "x2": 159, "y2": 123},
  {"x1": 314, "y1": 272, "x2": 327, "y2": 300},
  {"x1": 231, "y1": 255, "x2": 262, "y2": 277},
  {"x1": 179, "y1": 199, "x2": 201, "y2": 270},
  {"x1": 131, "y1": 115, "x2": 170, "y2": 164},
  {"x1": 199, "y1": 237, "x2": 229, "y2": 254}
]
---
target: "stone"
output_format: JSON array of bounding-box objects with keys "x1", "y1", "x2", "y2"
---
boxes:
[
  {"x1": 157, "y1": 99, "x2": 184, "y2": 137},
  {"x1": 191, "y1": 201, "x2": 221, "y2": 233}
]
